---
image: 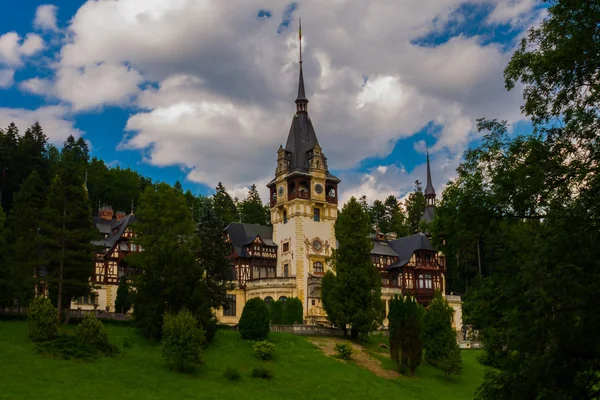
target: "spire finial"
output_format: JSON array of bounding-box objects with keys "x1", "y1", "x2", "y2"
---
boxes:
[
  {"x1": 295, "y1": 18, "x2": 308, "y2": 113},
  {"x1": 424, "y1": 145, "x2": 435, "y2": 199}
]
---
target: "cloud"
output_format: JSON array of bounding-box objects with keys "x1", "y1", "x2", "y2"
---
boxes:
[
  {"x1": 18, "y1": 0, "x2": 539, "y2": 201},
  {"x1": 0, "y1": 69, "x2": 15, "y2": 88},
  {"x1": 34, "y1": 4, "x2": 60, "y2": 32},
  {"x1": 0, "y1": 32, "x2": 45, "y2": 67},
  {"x1": 0, "y1": 105, "x2": 81, "y2": 144},
  {"x1": 487, "y1": 0, "x2": 539, "y2": 27}
]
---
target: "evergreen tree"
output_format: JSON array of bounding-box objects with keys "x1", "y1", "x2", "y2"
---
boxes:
[
  {"x1": 0, "y1": 207, "x2": 12, "y2": 306},
  {"x1": 384, "y1": 195, "x2": 405, "y2": 236},
  {"x1": 370, "y1": 200, "x2": 386, "y2": 231},
  {"x1": 240, "y1": 184, "x2": 267, "y2": 225},
  {"x1": 404, "y1": 181, "x2": 426, "y2": 234},
  {"x1": 283, "y1": 297, "x2": 303, "y2": 325},
  {"x1": 212, "y1": 182, "x2": 238, "y2": 225},
  {"x1": 269, "y1": 300, "x2": 284, "y2": 325},
  {"x1": 9, "y1": 170, "x2": 46, "y2": 306},
  {"x1": 238, "y1": 297, "x2": 270, "y2": 341},
  {"x1": 322, "y1": 197, "x2": 383, "y2": 338},
  {"x1": 195, "y1": 197, "x2": 235, "y2": 311},
  {"x1": 321, "y1": 271, "x2": 346, "y2": 331},
  {"x1": 43, "y1": 136, "x2": 96, "y2": 322},
  {"x1": 423, "y1": 293, "x2": 462, "y2": 380},
  {"x1": 0, "y1": 123, "x2": 20, "y2": 213},
  {"x1": 115, "y1": 276, "x2": 132, "y2": 314},
  {"x1": 388, "y1": 295, "x2": 425, "y2": 376},
  {"x1": 131, "y1": 183, "x2": 197, "y2": 339},
  {"x1": 18, "y1": 122, "x2": 50, "y2": 185}
]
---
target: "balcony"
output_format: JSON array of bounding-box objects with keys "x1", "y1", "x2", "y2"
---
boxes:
[
  {"x1": 326, "y1": 195, "x2": 338, "y2": 205},
  {"x1": 288, "y1": 191, "x2": 310, "y2": 201},
  {"x1": 245, "y1": 277, "x2": 296, "y2": 290}
]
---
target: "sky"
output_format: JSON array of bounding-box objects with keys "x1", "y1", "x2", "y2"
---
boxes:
[{"x1": 0, "y1": 0, "x2": 546, "y2": 204}]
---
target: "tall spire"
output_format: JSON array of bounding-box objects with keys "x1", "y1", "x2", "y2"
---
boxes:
[
  {"x1": 424, "y1": 148, "x2": 436, "y2": 200},
  {"x1": 295, "y1": 18, "x2": 308, "y2": 113}
]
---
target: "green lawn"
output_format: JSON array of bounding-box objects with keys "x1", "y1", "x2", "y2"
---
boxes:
[{"x1": 0, "y1": 321, "x2": 485, "y2": 400}]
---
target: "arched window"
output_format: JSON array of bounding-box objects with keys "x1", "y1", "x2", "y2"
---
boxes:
[
  {"x1": 278, "y1": 296, "x2": 287, "y2": 303},
  {"x1": 313, "y1": 262, "x2": 324, "y2": 274},
  {"x1": 418, "y1": 274, "x2": 424, "y2": 289},
  {"x1": 264, "y1": 296, "x2": 273, "y2": 308}
]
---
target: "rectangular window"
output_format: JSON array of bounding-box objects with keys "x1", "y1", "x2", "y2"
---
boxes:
[
  {"x1": 224, "y1": 294, "x2": 236, "y2": 317},
  {"x1": 312, "y1": 299, "x2": 316, "y2": 306},
  {"x1": 283, "y1": 242, "x2": 289, "y2": 252},
  {"x1": 283, "y1": 264, "x2": 289, "y2": 277},
  {"x1": 313, "y1": 208, "x2": 320, "y2": 222}
]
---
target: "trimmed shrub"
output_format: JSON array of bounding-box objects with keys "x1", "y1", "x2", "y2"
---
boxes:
[
  {"x1": 251, "y1": 366, "x2": 273, "y2": 379},
  {"x1": 283, "y1": 297, "x2": 303, "y2": 325},
  {"x1": 254, "y1": 341, "x2": 275, "y2": 360},
  {"x1": 335, "y1": 343, "x2": 353, "y2": 360},
  {"x1": 239, "y1": 297, "x2": 269, "y2": 341},
  {"x1": 76, "y1": 314, "x2": 110, "y2": 351},
  {"x1": 27, "y1": 297, "x2": 58, "y2": 342},
  {"x1": 269, "y1": 300, "x2": 284, "y2": 325},
  {"x1": 162, "y1": 308, "x2": 205, "y2": 372},
  {"x1": 224, "y1": 367, "x2": 241, "y2": 381}
]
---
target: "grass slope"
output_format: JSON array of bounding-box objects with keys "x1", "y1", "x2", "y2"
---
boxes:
[{"x1": 0, "y1": 321, "x2": 485, "y2": 400}]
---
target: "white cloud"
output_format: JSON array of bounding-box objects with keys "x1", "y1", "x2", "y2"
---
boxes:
[
  {"x1": 0, "y1": 105, "x2": 81, "y2": 144},
  {"x1": 16, "y1": 0, "x2": 539, "y2": 200},
  {"x1": 0, "y1": 32, "x2": 45, "y2": 67},
  {"x1": 487, "y1": 0, "x2": 538, "y2": 27},
  {"x1": 34, "y1": 4, "x2": 60, "y2": 32},
  {"x1": 0, "y1": 69, "x2": 15, "y2": 88}
]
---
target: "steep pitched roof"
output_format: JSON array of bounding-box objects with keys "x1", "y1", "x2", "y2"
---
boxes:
[
  {"x1": 92, "y1": 214, "x2": 136, "y2": 250},
  {"x1": 421, "y1": 206, "x2": 435, "y2": 224},
  {"x1": 284, "y1": 113, "x2": 319, "y2": 173},
  {"x1": 225, "y1": 222, "x2": 276, "y2": 257},
  {"x1": 371, "y1": 240, "x2": 399, "y2": 257},
  {"x1": 424, "y1": 150, "x2": 436, "y2": 197},
  {"x1": 386, "y1": 232, "x2": 436, "y2": 269}
]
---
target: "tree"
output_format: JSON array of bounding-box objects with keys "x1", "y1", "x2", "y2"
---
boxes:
[
  {"x1": 162, "y1": 308, "x2": 205, "y2": 372},
  {"x1": 423, "y1": 293, "x2": 462, "y2": 380},
  {"x1": 445, "y1": 1, "x2": 600, "y2": 393},
  {"x1": 115, "y1": 276, "x2": 132, "y2": 314},
  {"x1": 322, "y1": 197, "x2": 383, "y2": 339},
  {"x1": 9, "y1": 170, "x2": 46, "y2": 306},
  {"x1": 403, "y1": 181, "x2": 426, "y2": 234},
  {"x1": 384, "y1": 195, "x2": 405, "y2": 236},
  {"x1": 130, "y1": 183, "x2": 198, "y2": 339},
  {"x1": 239, "y1": 297, "x2": 270, "y2": 341},
  {"x1": 0, "y1": 207, "x2": 11, "y2": 306},
  {"x1": 269, "y1": 300, "x2": 284, "y2": 325},
  {"x1": 0, "y1": 123, "x2": 20, "y2": 213},
  {"x1": 43, "y1": 136, "x2": 95, "y2": 323},
  {"x1": 283, "y1": 297, "x2": 303, "y2": 325},
  {"x1": 370, "y1": 200, "x2": 386, "y2": 231},
  {"x1": 212, "y1": 182, "x2": 238, "y2": 225},
  {"x1": 240, "y1": 184, "x2": 267, "y2": 225},
  {"x1": 388, "y1": 295, "x2": 425, "y2": 376}
]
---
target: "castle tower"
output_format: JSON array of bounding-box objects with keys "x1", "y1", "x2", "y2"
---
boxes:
[
  {"x1": 267, "y1": 19, "x2": 340, "y2": 322},
  {"x1": 421, "y1": 150, "x2": 436, "y2": 236}
]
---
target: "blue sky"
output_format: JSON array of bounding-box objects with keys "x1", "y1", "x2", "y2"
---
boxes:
[{"x1": 0, "y1": 0, "x2": 544, "y2": 202}]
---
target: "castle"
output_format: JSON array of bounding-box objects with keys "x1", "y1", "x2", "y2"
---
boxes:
[
  {"x1": 216, "y1": 45, "x2": 462, "y2": 330},
  {"x1": 74, "y1": 33, "x2": 462, "y2": 332}
]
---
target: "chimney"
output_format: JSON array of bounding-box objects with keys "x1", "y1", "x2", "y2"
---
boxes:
[
  {"x1": 99, "y1": 206, "x2": 114, "y2": 221},
  {"x1": 385, "y1": 232, "x2": 397, "y2": 241},
  {"x1": 115, "y1": 211, "x2": 126, "y2": 221}
]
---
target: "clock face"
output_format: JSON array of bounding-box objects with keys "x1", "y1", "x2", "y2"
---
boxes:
[
  {"x1": 314, "y1": 183, "x2": 324, "y2": 194},
  {"x1": 313, "y1": 240, "x2": 322, "y2": 251},
  {"x1": 278, "y1": 186, "x2": 284, "y2": 197}
]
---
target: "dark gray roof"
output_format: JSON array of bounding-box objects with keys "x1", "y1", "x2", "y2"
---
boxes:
[
  {"x1": 386, "y1": 233, "x2": 436, "y2": 269},
  {"x1": 285, "y1": 113, "x2": 319, "y2": 173},
  {"x1": 425, "y1": 151, "x2": 436, "y2": 196},
  {"x1": 92, "y1": 214, "x2": 136, "y2": 250},
  {"x1": 297, "y1": 64, "x2": 307, "y2": 101},
  {"x1": 421, "y1": 206, "x2": 435, "y2": 224},
  {"x1": 371, "y1": 240, "x2": 399, "y2": 257},
  {"x1": 225, "y1": 222, "x2": 276, "y2": 257}
]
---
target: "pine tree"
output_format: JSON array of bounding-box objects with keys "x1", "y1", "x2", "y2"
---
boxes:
[
  {"x1": 0, "y1": 207, "x2": 12, "y2": 306},
  {"x1": 370, "y1": 200, "x2": 386, "y2": 231},
  {"x1": 212, "y1": 182, "x2": 238, "y2": 225},
  {"x1": 404, "y1": 181, "x2": 426, "y2": 234},
  {"x1": 322, "y1": 197, "x2": 383, "y2": 338},
  {"x1": 388, "y1": 295, "x2": 425, "y2": 376},
  {"x1": 240, "y1": 184, "x2": 267, "y2": 225},
  {"x1": 115, "y1": 276, "x2": 132, "y2": 314},
  {"x1": 43, "y1": 136, "x2": 95, "y2": 322},
  {"x1": 0, "y1": 123, "x2": 20, "y2": 213},
  {"x1": 18, "y1": 122, "x2": 49, "y2": 185},
  {"x1": 384, "y1": 195, "x2": 405, "y2": 236},
  {"x1": 423, "y1": 293, "x2": 462, "y2": 380},
  {"x1": 9, "y1": 170, "x2": 46, "y2": 306}
]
